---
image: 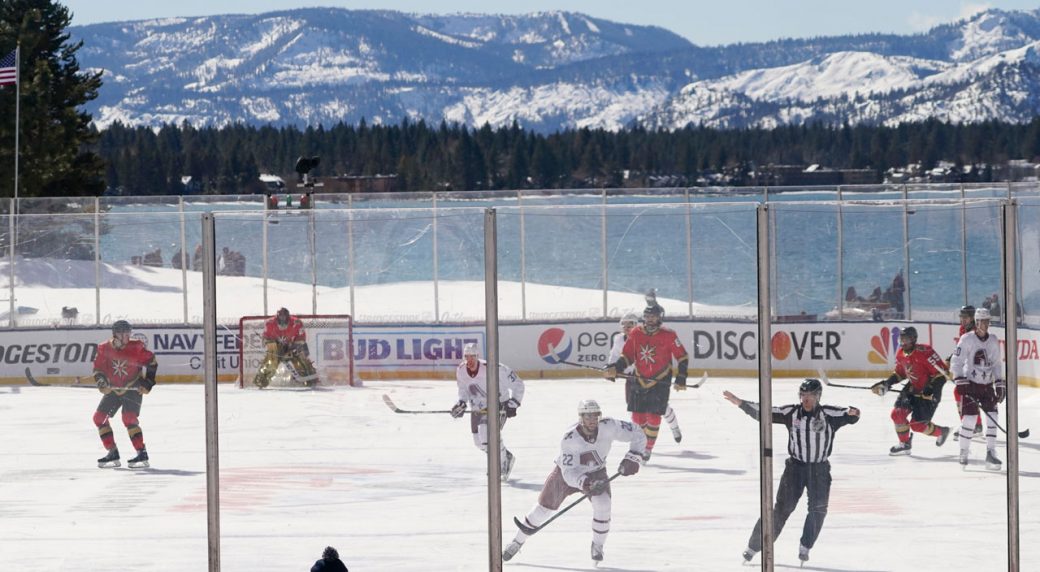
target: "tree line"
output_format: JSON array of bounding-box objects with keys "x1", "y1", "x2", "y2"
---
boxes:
[{"x1": 91, "y1": 118, "x2": 1040, "y2": 196}]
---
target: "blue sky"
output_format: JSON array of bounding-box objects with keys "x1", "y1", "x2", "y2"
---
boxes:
[{"x1": 63, "y1": 1, "x2": 1040, "y2": 46}]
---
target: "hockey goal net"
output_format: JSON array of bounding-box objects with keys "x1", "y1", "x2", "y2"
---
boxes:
[{"x1": 238, "y1": 314, "x2": 356, "y2": 389}]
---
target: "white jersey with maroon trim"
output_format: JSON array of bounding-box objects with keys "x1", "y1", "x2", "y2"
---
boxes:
[
  {"x1": 608, "y1": 334, "x2": 634, "y2": 374},
  {"x1": 950, "y1": 331, "x2": 1003, "y2": 386},
  {"x1": 555, "y1": 417, "x2": 646, "y2": 488},
  {"x1": 455, "y1": 359, "x2": 525, "y2": 410}
]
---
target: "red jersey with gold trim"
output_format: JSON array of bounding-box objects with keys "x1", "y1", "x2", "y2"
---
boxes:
[
  {"x1": 619, "y1": 326, "x2": 688, "y2": 380},
  {"x1": 263, "y1": 316, "x2": 306, "y2": 345},
  {"x1": 93, "y1": 340, "x2": 156, "y2": 388},
  {"x1": 894, "y1": 343, "x2": 946, "y2": 392}
]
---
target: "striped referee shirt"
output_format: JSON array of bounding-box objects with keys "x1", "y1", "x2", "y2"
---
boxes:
[{"x1": 739, "y1": 401, "x2": 858, "y2": 463}]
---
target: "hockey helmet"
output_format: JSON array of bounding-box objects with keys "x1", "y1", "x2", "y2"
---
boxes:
[
  {"x1": 974, "y1": 307, "x2": 991, "y2": 322},
  {"x1": 577, "y1": 399, "x2": 602, "y2": 416},
  {"x1": 112, "y1": 320, "x2": 132, "y2": 335},
  {"x1": 619, "y1": 313, "x2": 640, "y2": 328},
  {"x1": 798, "y1": 378, "x2": 823, "y2": 399},
  {"x1": 276, "y1": 307, "x2": 290, "y2": 326},
  {"x1": 959, "y1": 305, "x2": 976, "y2": 319},
  {"x1": 900, "y1": 326, "x2": 918, "y2": 342},
  {"x1": 463, "y1": 342, "x2": 480, "y2": 357},
  {"x1": 643, "y1": 303, "x2": 664, "y2": 333}
]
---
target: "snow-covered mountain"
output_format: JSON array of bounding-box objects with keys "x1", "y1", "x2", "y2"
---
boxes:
[{"x1": 72, "y1": 7, "x2": 1040, "y2": 132}]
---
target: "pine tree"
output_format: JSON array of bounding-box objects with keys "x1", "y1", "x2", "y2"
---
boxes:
[{"x1": 0, "y1": 0, "x2": 104, "y2": 198}]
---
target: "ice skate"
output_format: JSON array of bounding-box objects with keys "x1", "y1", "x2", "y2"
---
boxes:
[
  {"x1": 986, "y1": 449, "x2": 1002, "y2": 471},
  {"x1": 888, "y1": 440, "x2": 911, "y2": 456},
  {"x1": 501, "y1": 450, "x2": 515, "y2": 482},
  {"x1": 641, "y1": 449, "x2": 652, "y2": 463},
  {"x1": 591, "y1": 542, "x2": 604, "y2": 563},
  {"x1": 798, "y1": 544, "x2": 810, "y2": 566},
  {"x1": 97, "y1": 448, "x2": 120, "y2": 468},
  {"x1": 741, "y1": 547, "x2": 757, "y2": 563},
  {"x1": 959, "y1": 450, "x2": 969, "y2": 467},
  {"x1": 935, "y1": 426, "x2": 950, "y2": 447},
  {"x1": 502, "y1": 540, "x2": 523, "y2": 561},
  {"x1": 670, "y1": 423, "x2": 682, "y2": 443},
  {"x1": 128, "y1": 448, "x2": 149, "y2": 469}
]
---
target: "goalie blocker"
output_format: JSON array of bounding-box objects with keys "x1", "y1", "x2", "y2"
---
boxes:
[{"x1": 237, "y1": 313, "x2": 358, "y2": 389}]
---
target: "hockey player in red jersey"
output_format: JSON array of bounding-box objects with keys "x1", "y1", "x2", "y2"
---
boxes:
[
  {"x1": 870, "y1": 326, "x2": 951, "y2": 455},
  {"x1": 608, "y1": 294, "x2": 689, "y2": 461},
  {"x1": 93, "y1": 320, "x2": 158, "y2": 468},
  {"x1": 253, "y1": 307, "x2": 318, "y2": 388}
]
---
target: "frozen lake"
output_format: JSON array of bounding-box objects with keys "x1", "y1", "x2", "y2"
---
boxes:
[{"x1": 1, "y1": 376, "x2": 1038, "y2": 571}]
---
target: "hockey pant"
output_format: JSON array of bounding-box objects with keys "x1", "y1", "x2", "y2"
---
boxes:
[
  {"x1": 958, "y1": 383, "x2": 999, "y2": 455},
  {"x1": 471, "y1": 412, "x2": 511, "y2": 471},
  {"x1": 512, "y1": 466, "x2": 611, "y2": 548},
  {"x1": 953, "y1": 385, "x2": 983, "y2": 429},
  {"x1": 631, "y1": 411, "x2": 662, "y2": 455},
  {"x1": 890, "y1": 393, "x2": 941, "y2": 443},
  {"x1": 93, "y1": 391, "x2": 145, "y2": 451},
  {"x1": 747, "y1": 458, "x2": 831, "y2": 552}
]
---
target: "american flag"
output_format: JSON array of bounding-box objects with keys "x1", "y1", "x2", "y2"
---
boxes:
[{"x1": 0, "y1": 49, "x2": 17, "y2": 86}]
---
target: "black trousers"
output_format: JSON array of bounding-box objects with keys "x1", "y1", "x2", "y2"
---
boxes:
[{"x1": 747, "y1": 458, "x2": 831, "y2": 551}]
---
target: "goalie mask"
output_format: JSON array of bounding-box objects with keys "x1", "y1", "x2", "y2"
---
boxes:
[
  {"x1": 276, "y1": 307, "x2": 290, "y2": 327},
  {"x1": 642, "y1": 303, "x2": 664, "y2": 334}
]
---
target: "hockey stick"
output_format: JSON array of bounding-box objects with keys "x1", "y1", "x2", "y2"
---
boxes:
[
  {"x1": 381, "y1": 394, "x2": 469, "y2": 415},
  {"x1": 513, "y1": 472, "x2": 622, "y2": 536},
  {"x1": 816, "y1": 367, "x2": 894, "y2": 392},
  {"x1": 24, "y1": 367, "x2": 120, "y2": 390},
  {"x1": 961, "y1": 394, "x2": 1030, "y2": 438},
  {"x1": 548, "y1": 345, "x2": 707, "y2": 388}
]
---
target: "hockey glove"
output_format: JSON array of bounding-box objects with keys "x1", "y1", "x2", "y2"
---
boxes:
[
  {"x1": 450, "y1": 401, "x2": 467, "y2": 418},
  {"x1": 870, "y1": 381, "x2": 888, "y2": 396},
  {"x1": 503, "y1": 398, "x2": 520, "y2": 418},
  {"x1": 581, "y1": 475, "x2": 608, "y2": 496},
  {"x1": 604, "y1": 366, "x2": 616, "y2": 382},
  {"x1": 137, "y1": 377, "x2": 156, "y2": 395},
  {"x1": 618, "y1": 451, "x2": 642, "y2": 476},
  {"x1": 673, "y1": 375, "x2": 687, "y2": 392},
  {"x1": 995, "y1": 381, "x2": 1007, "y2": 404},
  {"x1": 95, "y1": 373, "x2": 112, "y2": 394}
]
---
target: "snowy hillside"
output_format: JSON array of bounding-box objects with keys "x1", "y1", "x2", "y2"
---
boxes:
[{"x1": 71, "y1": 7, "x2": 1040, "y2": 131}]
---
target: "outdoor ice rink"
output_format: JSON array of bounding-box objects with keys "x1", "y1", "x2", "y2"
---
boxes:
[{"x1": 2, "y1": 376, "x2": 1039, "y2": 571}]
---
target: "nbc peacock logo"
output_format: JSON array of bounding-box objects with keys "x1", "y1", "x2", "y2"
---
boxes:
[{"x1": 867, "y1": 327, "x2": 902, "y2": 364}]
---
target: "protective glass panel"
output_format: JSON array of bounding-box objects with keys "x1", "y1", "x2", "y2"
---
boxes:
[
  {"x1": 771, "y1": 202, "x2": 839, "y2": 319},
  {"x1": 841, "y1": 202, "x2": 906, "y2": 320},
  {"x1": 770, "y1": 199, "x2": 1009, "y2": 569},
  {"x1": 964, "y1": 201, "x2": 1004, "y2": 320},
  {"x1": 906, "y1": 201, "x2": 967, "y2": 320},
  {"x1": 690, "y1": 202, "x2": 758, "y2": 318},
  {"x1": 518, "y1": 205, "x2": 604, "y2": 319}
]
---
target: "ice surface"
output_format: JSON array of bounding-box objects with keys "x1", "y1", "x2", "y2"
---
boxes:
[{"x1": 1, "y1": 377, "x2": 1037, "y2": 570}]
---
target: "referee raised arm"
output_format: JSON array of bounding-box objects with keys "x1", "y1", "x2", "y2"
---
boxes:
[{"x1": 723, "y1": 378, "x2": 860, "y2": 566}]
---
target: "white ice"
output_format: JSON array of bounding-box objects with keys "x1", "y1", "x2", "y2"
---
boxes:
[{"x1": 2, "y1": 375, "x2": 1039, "y2": 571}]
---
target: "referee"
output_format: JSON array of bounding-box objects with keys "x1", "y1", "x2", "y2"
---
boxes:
[{"x1": 723, "y1": 379, "x2": 860, "y2": 565}]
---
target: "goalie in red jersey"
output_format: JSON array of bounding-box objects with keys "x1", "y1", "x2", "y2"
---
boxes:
[
  {"x1": 253, "y1": 307, "x2": 318, "y2": 388},
  {"x1": 609, "y1": 292, "x2": 689, "y2": 461},
  {"x1": 93, "y1": 320, "x2": 158, "y2": 469}
]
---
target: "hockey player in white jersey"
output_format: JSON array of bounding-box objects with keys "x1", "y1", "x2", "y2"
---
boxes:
[
  {"x1": 608, "y1": 313, "x2": 683, "y2": 443},
  {"x1": 950, "y1": 307, "x2": 1006, "y2": 470},
  {"x1": 503, "y1": 399, "x2": 646, "y2": 565},
  {"x1": 450, "y1": 343, "x2": 525, "y2": 481}
]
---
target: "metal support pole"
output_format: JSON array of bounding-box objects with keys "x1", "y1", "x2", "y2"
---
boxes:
[
  {"x1": 178, "y1": 198, "x2": 189, "y2": 324},
  {"x1": 348, "y1": 207, "x2": 356, "y2": 318},
  {"x1": 262, "y1": 208, "x2": 270, "y2": 316},
  {"x1": 7, "y1": 201, "x2": 14, "y2": 327},
  {"x1": 433, "y1": 194, "x2": 440, "y2": 322},
  {"x1": 518, "y1": 192, "x2": 527, "y2": 320},
  {"x1": 1003, "y1": 201, "x2": 1020, "y2": 572},
  {"x1": 94, "y1": 199, "x2": 101, "y2": 325},
  {"x1": 484, "y1": 208, "x2": 503, "y2": 571},
  {"x1": 837, "y1": 203, "x2": 844, "y2": 320},
  {"x1": 201, "y1": 213, "x2": 221, "y2": 572},
  {"x1": 902, "y1": 198, "x2": 911, "y2": 319},
  {"x1": 686, "y1": 202, "x2": 694, "y2": 318},
  {"x1": 961, "y1": 191, "x2": 968, "y2": 306},
  {"x1": 756, "y1": 204, "x2": 775, "y2": 571},
  {"x1": 601, "y1": 191, "x2": 608, "y2": 318},
  {"x1": 309, "y1": 208, "x2": 317, "y2": 314}
]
